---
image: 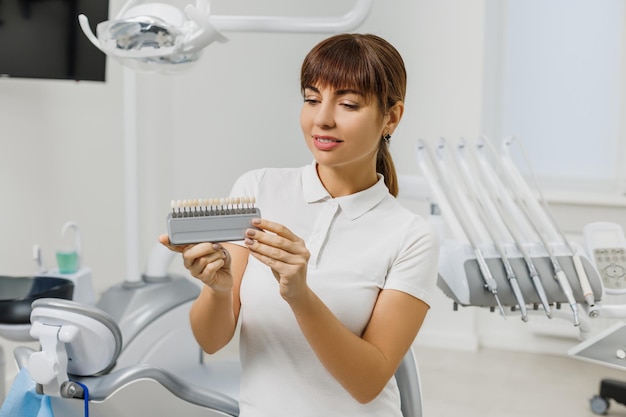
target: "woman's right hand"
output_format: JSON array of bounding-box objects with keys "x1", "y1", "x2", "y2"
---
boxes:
[{"x1": 159, "y1": 234, "x2": 233, "y2": 293}]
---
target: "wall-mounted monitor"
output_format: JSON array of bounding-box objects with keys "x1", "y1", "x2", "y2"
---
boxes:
[{"x1": 0, "y1": 0, "x2": 109, "y2": 81}]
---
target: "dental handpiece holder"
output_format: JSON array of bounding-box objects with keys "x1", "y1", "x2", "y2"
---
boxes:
[{"x1": 437, "y1": 239, "x2": 603, "y2": 313}]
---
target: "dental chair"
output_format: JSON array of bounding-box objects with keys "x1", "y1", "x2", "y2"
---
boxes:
[
  {"x1": 7, "y1": 244, "x2": 425, "y2": 417},
  {"x1": 16, "y1": 300, "x2": 423, "y2": 416},
  {"x1": 13, "y1": 298, "x2": 240, "y2": 417}
]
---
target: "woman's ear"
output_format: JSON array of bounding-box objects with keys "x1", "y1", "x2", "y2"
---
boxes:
[{"x1": 385, "y1": 101, "x2": 404, "y2": 135}]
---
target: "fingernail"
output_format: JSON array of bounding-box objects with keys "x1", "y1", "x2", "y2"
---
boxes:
[
  {"x1": 246, "y1": 229, "x2": 256, "y2": 237},
  {"x1": 213, "y1": 243, "x2": 221, "y2": 250},
  {"x1": 244, "y1": 238, "x2": 254, "y2": 245},
  {"x1": 252, "y1": 218, "x2": 261, "y2": 225}
]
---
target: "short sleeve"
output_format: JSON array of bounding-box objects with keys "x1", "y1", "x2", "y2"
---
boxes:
[
  {"x1": 383, "y1": 218, "x2": 440, "y2": 307},
  {"x1": 228, "y1": 168, "x2": 267, "y2": 199}
]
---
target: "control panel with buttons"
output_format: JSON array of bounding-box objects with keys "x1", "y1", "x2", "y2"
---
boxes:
[{"x1": 584, "y1": 222, "x2": 626, "y2": 295}]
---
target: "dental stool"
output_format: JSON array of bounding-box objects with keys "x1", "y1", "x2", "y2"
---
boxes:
[
  {"x1": 590, "y1": 379, "x2": 626, "y2": 415},
  {"x1": 396, "y1": 347, "x2": 424, "y2": 417}
]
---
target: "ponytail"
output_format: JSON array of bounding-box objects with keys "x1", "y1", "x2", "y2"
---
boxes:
[{"x1": 377, "y1": 141, "x2": 398, "y2": 197}]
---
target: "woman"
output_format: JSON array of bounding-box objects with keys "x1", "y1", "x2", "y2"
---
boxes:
[{"x1": 160, "y1": 33, "x2": 439, "y2": 417}]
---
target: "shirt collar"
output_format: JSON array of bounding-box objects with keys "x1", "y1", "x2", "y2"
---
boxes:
[
  {"x1": 302, "y1": 161, "x2": 330, "y2": 203},
  {"x1": 302, "y1": 161, "x2": 390, "y2": 221}
]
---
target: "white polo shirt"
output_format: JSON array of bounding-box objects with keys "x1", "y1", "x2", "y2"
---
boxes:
[{"x1": 229, "y1": 162, "x2": 439, "y2": 417}]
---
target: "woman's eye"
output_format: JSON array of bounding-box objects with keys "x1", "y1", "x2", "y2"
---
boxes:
[
  {"x1": 304, "y1": 97, "x2": 319, "y2": 105},
  {"x1": 341, "y1": 102, "x2": 359, "y2": 110}
]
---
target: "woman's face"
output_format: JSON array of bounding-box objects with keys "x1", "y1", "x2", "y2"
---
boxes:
[{"x1": 300, "y1": 85, "x2": 388, "y2": 175}]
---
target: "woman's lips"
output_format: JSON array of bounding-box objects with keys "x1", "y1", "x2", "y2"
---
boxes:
[{"x1": 313, "y1": 136, "x2": 343, "y2": 151}]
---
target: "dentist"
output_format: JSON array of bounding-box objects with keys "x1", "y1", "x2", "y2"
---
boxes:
[{"x1": 160, "y1": 33, "x2": 439, "y2": 417}]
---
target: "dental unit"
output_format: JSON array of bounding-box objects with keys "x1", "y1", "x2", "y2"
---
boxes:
[
  {"x1": 416, "y1": 137, "x2": 605, "y2": 328},
  {"x1": 415, "y1": 137, "x2": 626, "y2": 414}
]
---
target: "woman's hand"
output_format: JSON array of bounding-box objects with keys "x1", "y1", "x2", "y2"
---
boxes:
[
  {"x1": 243, "y1": 219, "x2": 311, "y2": 302},
  {"x1": 158, "y1": 234, "x2": 233, "y2": 293}
]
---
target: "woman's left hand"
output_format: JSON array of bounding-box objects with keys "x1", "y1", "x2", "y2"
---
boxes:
[{"x1": 244, "y1": 218, "x2": 310, "y2": 302}]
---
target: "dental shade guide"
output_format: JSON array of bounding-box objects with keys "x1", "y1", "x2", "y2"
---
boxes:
[{"x1": 167, "y1": 197, "x2": 261, "y2": 245}]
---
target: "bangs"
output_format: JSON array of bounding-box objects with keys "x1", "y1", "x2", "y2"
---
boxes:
[{"x1": 301, "y1": 36, "x2": 386, "y2": 105}]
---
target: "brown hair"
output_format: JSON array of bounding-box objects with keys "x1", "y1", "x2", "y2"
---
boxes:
[{"x1": 300, "y1": 33, "x2": 407, "y2": 196}]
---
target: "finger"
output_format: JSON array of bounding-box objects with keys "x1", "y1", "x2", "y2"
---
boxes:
[
  {"x1": 183, "y1": 241, "x2": 222, "y2": 258},
  {"x1": 184, "y1": 246, "x2": 227, "y2": 275},
  {"x1": 245, "y1": 235, "x2": 283, "y2": 262},
  {"x1": 245, "y1": 233, "x2": 309, "y2": 268},
  {"x1": 245, "y1": 227, "x2": 306, "y2": 257},
  {"x1": 251, "y1": 218, "x2": 299, "y2": 241},
  {"x1": 192, "y1": 255, "x2": 226, "y2": 278},
  {"x1": 245, "y1": 228, "x2": 291, "y2": 255},
  {"x1": 246, "y1": 247, "x2": 286, "y2": 270},
  {"x1": 158, "y1": 233, "x2": 186, "y2": 253},
  {"x1": 182, "y1": 242, "x2": 223, "y2": 267}
]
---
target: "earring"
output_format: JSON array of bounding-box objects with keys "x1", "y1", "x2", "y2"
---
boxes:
[{"x1": 383, "y1": 133, "x2": 391, "y2": 144}]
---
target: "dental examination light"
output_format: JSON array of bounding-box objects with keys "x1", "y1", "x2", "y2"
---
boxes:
[
  {"x1": 78, "y1": 1, "x2": 374, "y2": 285},
  {"x1": 78, "y1": 0, "x2": 374, "y2": 72}
]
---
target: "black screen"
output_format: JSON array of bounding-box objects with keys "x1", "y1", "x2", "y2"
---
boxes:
[{"x1": 0, "y1": 0, "x2": 109, "y2": 81}]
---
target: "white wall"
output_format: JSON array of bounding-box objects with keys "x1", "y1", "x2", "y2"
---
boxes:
[{"x1": 0, "y1": 74, "x2": 124, "y2": 282}]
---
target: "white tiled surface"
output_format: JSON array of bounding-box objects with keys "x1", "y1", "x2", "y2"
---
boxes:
[{"x1": 415, "y1": 346, "x2": 626, "y2": 417}]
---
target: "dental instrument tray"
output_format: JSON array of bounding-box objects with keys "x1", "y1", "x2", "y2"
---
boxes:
[{"x1": 167, "y1": 197, "x2": 261, "y2": 245}]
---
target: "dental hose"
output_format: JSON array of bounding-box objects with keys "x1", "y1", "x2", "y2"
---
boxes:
[{"x1": 63, "y1": 380, "x2": 90, "y2": 417}]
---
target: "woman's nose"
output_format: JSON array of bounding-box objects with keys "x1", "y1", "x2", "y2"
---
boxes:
[{"x1": 313, "y1": 102, "x2": 335, "y2": 128}]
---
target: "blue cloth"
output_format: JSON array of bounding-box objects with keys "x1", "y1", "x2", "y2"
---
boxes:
[{"x1": 0, "y1": 368, "x2": 54, "y2": 417}]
